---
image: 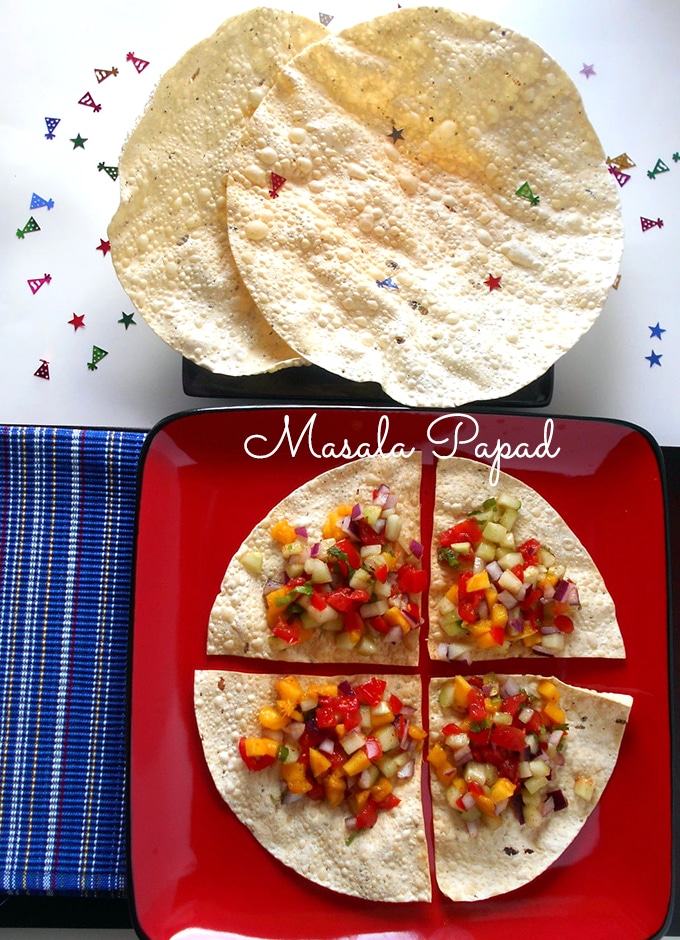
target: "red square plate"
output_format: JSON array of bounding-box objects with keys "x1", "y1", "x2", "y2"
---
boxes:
[{"x1": 129, "y1": 408, "x2": 673, "y2": 940}]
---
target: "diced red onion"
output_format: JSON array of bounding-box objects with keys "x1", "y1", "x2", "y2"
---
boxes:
[
  {"x1": 294, "y1": 526, "x2": 308, "y2": 538},
  {"x1": 397, "y1": 759, "x2": 415, "y2": 780},
  {"x1": 319, "y1": 737, "x2": 335, "y2": 754},
  {"x1": 553, "y1": 579, "x2": 579, "y2": 605},
  {"x1": 486, "y1": 560, "x2": 503, "y2": 582},
  {"x1": 385, "y1": 626, "x2": 403, "y2": 644},
  {"x1": 281, "y1": 789, "x2": 304, "y2": 805},
  {"x1": 409, "y1": 539, "x2": 424, "y2": 559},
  {"x1": 461, "y1": 792, "x2": 476, "y2": 811},
  {"x1": 541, "y1": 796, "x2": 555, "y2": 817},
  {"x1": 263, "y1": 578, "x2": 284, "y2": 596},
  {"x1": 497, "y1": 590, "x2": 518, "y2": 609},
  {"x1": 310, "y1": 542, "x2": 320, "y2": 557},
  {"x1": 453, "y1": 745, "x2": 473, "y2": 765},
  {"x1": 466, "y1": 819, "x2": 479, "y2": 837},
  {"x1": 509, "y1": 617, "x2": 524, "y2": 634},
  {"x1": 345, "y1": 816, "x2": 357, "y2": 832},
  {"x1": 495, "y1": 799, "x2": 509, "y2": 816},
  {"x1": 541, "y1": 625, "x2": 559, "y2": 635},
  {"x1": 501, "y1": 676, "x2": 521, "y2": 698},
  {"x1": 338, "y1": 680, "x2": 353, "y2": 696},
  {"x1": 351, "y1": 503, "x2": 363, "y2": 520},
  {"x1": 283, "y1": 721, "x2": 305, "y2": 742},
  {"x1": 373, "y1": 484, "x2": 392, "y2": 506},
  {"x1": 533, "y1": 645, "x2": 556, "y2": 656}
]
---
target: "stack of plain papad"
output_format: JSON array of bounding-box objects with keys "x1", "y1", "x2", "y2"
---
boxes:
[
  {"x1": 110, "y1": 6, "x2": 623, "y2": 409},
  {"x1": 194, "y1": 670, "x2": 432, "y2": 903},
  {"x1": 207, "y1": 453, "x2": 423, "y2": 665}
]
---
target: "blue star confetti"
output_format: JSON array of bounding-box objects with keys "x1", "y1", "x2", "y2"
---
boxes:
[
  {"x1": 645, "y1": 350, "x2": 663, "y2": 368},
  {"x1": 649, "y1": 323, "x2": 666, "y2": 340}
]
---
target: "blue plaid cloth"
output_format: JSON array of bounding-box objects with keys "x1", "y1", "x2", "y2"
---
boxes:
[{"x1": 0, "y1": 426, "x2": 146, "y2": 895}]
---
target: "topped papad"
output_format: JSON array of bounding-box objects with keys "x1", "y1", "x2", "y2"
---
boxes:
[
  {"x1": 429, "y1": 457, "x2": 624, "y2": 661},
  {"x1": 226, "y1": 6, "x2": 624, "y2": 408},
  {"x1": 208, "y1": 453, "x2": 423, "y2": 665},
  {"x1": 429, "y1": 675, "x2": 632, "y2": 901},
  {"x1": 108, "y1": 8, "x2": 327, "y2": 376},
  {"x1": 194, "y1": 670, "x2": 431, "y2": 903}
]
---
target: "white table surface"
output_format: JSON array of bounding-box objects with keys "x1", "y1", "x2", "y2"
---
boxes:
[
  {"x1": 1, "y1": 2, "x2": 676, "y2": 937},
  {"x1": 2, "y1": 0, "x2": 680, "y2": 445}
]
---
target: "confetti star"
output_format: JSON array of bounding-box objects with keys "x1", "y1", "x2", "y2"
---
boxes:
[
  {"x1": 68, "y1": 313, "x2": 85, "y2": 330},
  {"x1": 70, "y1": 133, "x2": 87, "y2": 149},
  {"x1": 646, "y1": 350, "x2": 662, "y2": 367},
  {"x1": 388, "y1": 125, "x2": 405, "y2": 143},
  {"x1": 649, "y1": 322, "x2": 666, "y2": 339},
  {"x1": 485, "y1": 274, "x2": 502, "y2": 291},
  {"x1": 118, "y1": 311, "x2": 136, "y2": 329},
  {"x1": 96, "y1": 238, "x2": 111, "y2": 256},
  {"x1": 580, "y1": 63, "x2": 596, "y2": 79}
]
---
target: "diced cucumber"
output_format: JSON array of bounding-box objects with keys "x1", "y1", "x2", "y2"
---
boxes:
[
  {"x1": 482, "y1": 521, "x2": 507, "y2": 544},
  {"x1": 238, "y1": 550, "x2": 263, "y2": 575},
  {"x1": 438, "y1": 680, "x2": 456, "y2": 709},
  {"x1": 384, "y1": 513, "x2": 402, "y2": 541},
  {"x1": 497, "y1": 493, "x2": 521, "y2": 510}
]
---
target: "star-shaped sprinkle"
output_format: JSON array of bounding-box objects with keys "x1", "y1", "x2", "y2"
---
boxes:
[
  {"x1": 646, "y1": 350, "x2": 662, "y2": 367},
  {"x1": 118, "y1": 312, "x2": 136, "y2": 329},
  {"x1": 485, "y1": 274, "x2": 502, "y2": 291},
  {"x1": 580, "y1": 63, "x2": 596, "y2": 79},
  {"x1": 649, "y1": 322, "x2": 666, "y2": 340},
  {"x1": 96, "y1": 238, "x2": 111, "y2": 255},
  {"x1": 388, "y1": 126, "x2": 405, "y2": 143},
  {"x1": 70, "y1": 133, "x2": 87, "y2": 149},
  {"x1": 69, "y1": 313, "x2": 85, "y2": 330}
]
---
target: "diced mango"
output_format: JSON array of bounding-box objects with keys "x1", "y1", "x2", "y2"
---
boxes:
[
  {"x1": 453, "y1": 675, "x2": 473, "y2": 709},
  {"x1": 473, "y1": 792, "x2": 497, "y2": 817},
  {"x1": 537, "y1": 680, "x2": 560, "y2": 702},
  {"x1": 476, "y1": 630, "x2": 500, "y2": 650},
  {"x1": 325, "y1": 770, "x2": 346, "y2": 807},
  {"x1": 484, "y1": 586, "x2": 499, "y2": 608},
  {"x1": 309, "y1": 747, "x2": 332, "y2": 779},
  {"x1": 491, "y1": 603, "x2": 508, "y2": 628},
  {"x1": 270, "y1": 519, "x2": 298, "y2": 544},
  {"x1": 275, "y1": 675, "x2": 303, "y2": 704},
  {"x1": 343, "y1": 749, "x2": 372, "y2": 777},
  {"x1": 281, "y1": 761, "x2": 312, "y2": 794},
  {"x1": 490, "y1": 777, "x2": 517, "y2": 803},
  {"x1": 371, "y1": 777, "x2": 393, "y2": 803},
  {"x1": 469, "y1": 618, "x2": 493, "y2": 638},
  {"x1": 384, "y1": 606, "x2": 411, "y2": 634},
  {"x1": 306, "y1": 682, "x2": 339, "y2": 698},
  {"x1": 445, "y1": 583, "x2": 459, "y2": 604},
  {"x1": 243, "y1": 737, "x2": 279, "y2": 759},
  {"x1": 408, "y1": 725, "x2": 428, "y2": 741},
  {"x1": 322, "y1": 504, "x2": 354, "y2": 540},
  {"x1": 466, "y1": 570, "x2": 491, "y2": 592},
  {"x1": 543, "y1": 702, "x2": 566, "y2": 725},
  {"x1": 258, "y1": 705, "x2": 289, "y2": 731}
]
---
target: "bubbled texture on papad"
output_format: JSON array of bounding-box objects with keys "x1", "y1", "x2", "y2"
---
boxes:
[
  {"x1": 226, "y1": 6, "x2": 623, "y2": 407},
  {"x1": 108, "y1": 9, "x2": 327, "y2": 375},
  {"x1": 429, "y1": 457, "x2": 624, "y2": 660},
  {"x1": 208, "y1": 453, "x2": 422, "y2": 665},
  {"x1": 428, "y1": 676, "x2": 632, "y2": 901},
  {"x1": 194, "y1": 670, "x2": 431, "y2": 902}
]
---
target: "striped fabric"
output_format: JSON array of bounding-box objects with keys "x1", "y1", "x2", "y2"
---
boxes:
[{"x1": 0, "y1": 426, "x2": 146, "y2": 895}]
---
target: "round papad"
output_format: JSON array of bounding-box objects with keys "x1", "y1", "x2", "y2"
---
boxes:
[
  {"x1": 108, "y1": 8, "x2": 327, "y2": 375},
  {"x1": 226, "y1": 6, "x2": 623, "y2": 407}
]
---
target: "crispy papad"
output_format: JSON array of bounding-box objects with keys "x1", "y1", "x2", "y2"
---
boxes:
[
  {"x1": 226, "y1": 6, "x2": 623, "y2": 408},
  {"x1": 194, "y1": 670, "x2": 431, "y2": 902},
  {"x1": 208, "y1": 453, "x2": 422, "y2": 665},
  {"x1": 429, "y1": 675, "x2": 632, "y2": 901},
  {"x1": 429, "y1": 457, "x2": 624, "y2": 660},
  {"x1": 108, "y1": 8, "x2": 327, "y2": 376}
]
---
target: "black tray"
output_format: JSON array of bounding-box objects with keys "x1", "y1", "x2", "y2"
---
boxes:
[{"x1": 182, "y1": 358, "x2": 554, "y2": 409}]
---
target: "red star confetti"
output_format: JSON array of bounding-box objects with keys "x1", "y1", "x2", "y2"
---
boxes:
[
  {"x1": 44, "y1": 117, "x2": 60, "y2": 139},
  {"x1": 69, "y1": 313, "x2": 86, "y2": 330},
  {"x1": 27, "y1": 273, "x2": 52, "y2": 294},
  {"x1": 484, "y1": 274, "x2": 502, "y2": 291},
  {"x1": 640, "y1": 217, "x2": 664, "y2": 232},
  {"x1": 515, "y1": 181, "x2": 540, "y2": 206},
  {"x1": 269, "y1": 172, "x2": 286, "y2": 198},
  {"x1": 580, "y1": 63, "x2": 596, "y2": 78},
  {"x1": 16, "y1": 217, "x2": 40, "y2": 239},
  {"x1": 78, "y1": 91, "x2": 101, "y2": 113},
  {"x1": 98, "y1": 161, "x2": 119, "y2": 181},
  {"x1": 87, "y1": 346, "x2": 108, "y2": 370},
  {"x1": 647, "y1": 158, "x2": 670, "y2": 180},
  {"x1": 34, "y1": 359, "x2": 50, "y2": 380},
  {"x1": 126, "y1": 52, "x2": 150, "y2": 74},
  {"x1": 96, "y1": 238, "x2": 111, "y2": 256},
  {"x1": 30, "y1": 193, "x2": 54, "y2": 210},
  {"x1": 94, "y1": 66, "x2": 119, "y2": 83}
]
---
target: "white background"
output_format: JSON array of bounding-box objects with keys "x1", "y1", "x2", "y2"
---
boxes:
[{"x1": 1, "y1": 1, "x2": 677, "y2": 937}]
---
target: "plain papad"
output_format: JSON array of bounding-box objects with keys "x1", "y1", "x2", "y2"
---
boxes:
[
  {"x1": 108, "y1": 8, "x2": 327, "y2": 376},
  {"x1": 208, "y1": 453, "x2": 423, "y2": 665},
  {"x1": 428, "y1": 675, "x2": 632, "y2": 901},
  {"x1": 226, "y1": 6, "x2": 623, "y2": 408},
  {"x1": 194, "y1": 670, "x2": 431, "y2": 902},
  {"x1": 429, "y1": 457, "x2": 624, "y2": 661}
]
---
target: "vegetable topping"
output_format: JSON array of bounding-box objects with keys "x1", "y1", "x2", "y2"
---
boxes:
[
  {"x1": 429, "y1": 674, "x2": 570, "y2": 836},
  {"x1": 251, "y1": 483, "x2": 425, "y2": 653},
  {"x1": 435, "y1": 494, "x2": 580, "y2": 658},
  {"x1": 238, "y1": 675, "x2": 426, "y2": 837}
]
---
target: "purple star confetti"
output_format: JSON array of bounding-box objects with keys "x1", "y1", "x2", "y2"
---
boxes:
[{"x1": 580, "y1": 63, "x2": 596, "y2": 79}]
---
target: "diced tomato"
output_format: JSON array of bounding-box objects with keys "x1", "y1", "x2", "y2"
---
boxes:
[
  {"x1": 396, "y1": 563, "x2": 427, "y2": 594},
  {"x1": 489, "y1": 625, "x2": 506, "y2": 646},
  {"x1": 355, "y1": 677, "x2": 387, "y2": 706},
  {"x1": 326, "y1": 587, "x2": 371, "y2": 612},
  {"x1": 342, "y1": 609, "x2": 364, "y2": 633},
  {"x1": 501, "y1": 693, "x2": 528, "y2": 718},
  {"x1": 335, "y1": 538, "x2": 362, "y2": 570},
  {"x1": 442, "y1": 722, "x2": 464, "y2": 736},
  {"x1": 490, "y1": 724, "x2": 526, "y2": 752},
  {"x1": 310, "y1": 588, "x2": 328, "y2": 611},
  {"x1": 521, "y1": 587, "x2": 544, "y2": 611},
  {"x1": 388, "y1": 693, "x2": 403, "y2": 715},
  {"x1": 458, "y1": 600, "x2": 478, "y2": 624},
  {"x1": 238, "y1": 736, "x2": 276, "y2": 771},
  {"x1": 357, "y1": 518, "x2": 386, "y2": 546},
  {"x1": 368, "y1": 615, "x2": 391, "y2": 635},
  {"x1": 380, "y1": 792, "x2": 401, "y2": 810},
  {"x1": 517, "y1": 538, "x2": 541, "y2": 563},
  {"x1": 467, "y1": 687, "x2": 487, "y2": 723},
  {"x1": 315, "y1": 702, "x2": 338, "y2": 729},
  {"x1": 365, "y1": 736, "x2": 383, "y2": 760},
  {"x1": 439, "y1": 518, "x2": 484, "y2": 547},
  {"x1": 555, "y1": 614, "x2": 575, "y2": 634},
  {"x1": 355, "y1": 796, "x2": 379, "y2": 830},
  {"x1": 468, "y1": 726, "x2": 492, "y2": 747},
  {"x1": 271, "y1": 617, "x2": 312, "y2": 646},
  {"x1": 374, "y1": 564, "x2": 388, "y2": 583},
  {"x1": 306, "y1": 781, "x2": 326, "y2": 802}
]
